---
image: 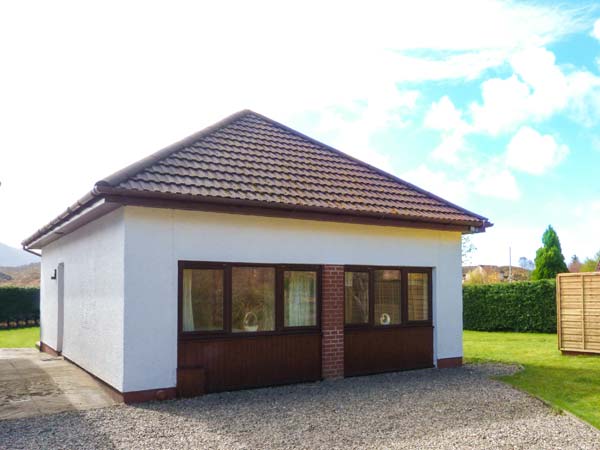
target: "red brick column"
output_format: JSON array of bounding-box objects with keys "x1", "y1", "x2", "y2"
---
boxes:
[{"x1": 321, "y1": 265, "x2": 345, "y2": 379}]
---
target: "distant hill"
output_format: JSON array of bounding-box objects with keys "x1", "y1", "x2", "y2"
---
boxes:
[
  {"x1": 0, "y1": 263, "x2": 40, "y2": 287},
  {"x1": 0, "y1": 242, "x2": 39, "y2": 267}
]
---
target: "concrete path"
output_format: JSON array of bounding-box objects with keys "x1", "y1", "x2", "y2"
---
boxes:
[{"x1": 0, "y1": 348, "x2": 117, "y2": 420}]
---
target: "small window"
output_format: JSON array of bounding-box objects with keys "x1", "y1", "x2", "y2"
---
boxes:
[
  {"x1": 232, "y1": 267, "x2": 275, "y2": 332},
  {"x1": 408, "y1": 272, "x2": 429, "y2": 321},
  {"x1": 182, "y1": 269, "x2": 224, "y2": 332},
  {"x1": 345, "y1": 272, "x2": 369, "y2": 324},
  {"x1": 374, "y1": 270, "x2": 401, "y2": 325},
  {"x1": 284, "y1": 271, "x2": 317, "y2": 327}
]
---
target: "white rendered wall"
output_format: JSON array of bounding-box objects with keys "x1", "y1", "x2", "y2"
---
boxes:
[
  {"x1": 40, "y1": 209, "x2": 126, "y2": 391},
  {"x1": 122, "y1": 206, "x2": 463, "y2": 392}
]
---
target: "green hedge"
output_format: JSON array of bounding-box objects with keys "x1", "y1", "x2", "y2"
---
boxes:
[
  {"x1": 463, "y1": 280, "x2": 556, "y2": 333},
  {"x1": 0, "y1": 287, "x2": 40, "y2": 322}
]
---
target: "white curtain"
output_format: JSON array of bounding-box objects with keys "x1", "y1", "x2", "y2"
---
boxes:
[
  {"x1": 287, "y1": 273, "x2": 314, "y2": 326},
  {"x1": 182, "y1": 270, "x2": 195, "y2": 331}
]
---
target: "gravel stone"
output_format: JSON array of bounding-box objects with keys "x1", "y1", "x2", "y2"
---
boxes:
[{"x1": 1, "y1": 364, "x2": 598, "y2": 449}]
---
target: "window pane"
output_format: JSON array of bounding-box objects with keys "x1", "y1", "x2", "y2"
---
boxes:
[
  {"x1": 345, "y1": 272, "x2": 369, "y2": 324},
  {"x1": 408, "y1": 272, "x2": 429, "y2": 321},
  {"x1": 284, "y1": 271, "x2": 317, "y2": 327},
  {"x1": 374, "y1": 270, "x2": 401, "y2": 325},
  {"x1": 182, "y1": 269, "x2": 224, "y2": 332},
  {"x1": 232, "y1": 267, "x2": 275, "y2": 332}
]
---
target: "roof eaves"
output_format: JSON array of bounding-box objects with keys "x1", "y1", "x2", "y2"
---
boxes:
[
  {"x1": 95, "y1": 184, "x2": 489, "y2": 231},
  {"x1": 22, "y1": 188, "x2": 101, "y2": 247}
]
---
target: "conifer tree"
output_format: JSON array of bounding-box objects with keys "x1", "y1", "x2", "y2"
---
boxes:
[{"x1": 531, "y1": 225, "x2": 568, "y2": 280}]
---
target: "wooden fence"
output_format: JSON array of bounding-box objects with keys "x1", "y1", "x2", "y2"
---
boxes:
[{"x1": 556, "y1": 272, "x2": 600, "y2": 354}]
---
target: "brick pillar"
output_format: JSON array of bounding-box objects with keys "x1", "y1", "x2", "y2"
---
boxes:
[{"x1": 322, "y1": 265, "x2": 344, "y2": 379}]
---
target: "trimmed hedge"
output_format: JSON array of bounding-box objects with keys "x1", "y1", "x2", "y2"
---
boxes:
[
  {"x1": 463, "y1": 280, "x2": 556, "y2": 333},
  {"x1": 0, "y1": 287, "x2": 40, "y2": 322}
]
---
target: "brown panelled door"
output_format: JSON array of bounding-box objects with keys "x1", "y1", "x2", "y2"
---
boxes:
[
  {"x1": 344, "y1": 266, "x2": 433, "y2": 376},
  {"x1": 177, "y1": 261, "x2": 322, "y2": 396}
]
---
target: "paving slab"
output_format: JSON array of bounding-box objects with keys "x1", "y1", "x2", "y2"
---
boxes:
[{"x1": 0, "y1": 348, "x2": 117, "y2": 420}]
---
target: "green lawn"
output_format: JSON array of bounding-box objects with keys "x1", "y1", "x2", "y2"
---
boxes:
[
  {"x1": 464, "y1": 330, "x2": 600, "y2": 429},
  {"x1": 0, "y1": 327, "x2": 39, "y2": 348}
]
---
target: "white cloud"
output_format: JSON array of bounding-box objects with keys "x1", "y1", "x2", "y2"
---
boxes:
[
  {"x1": 424, "y1": 96, "x2": 467, "y2": 131},
  {"x1": 470, "y1": 48, "x2": 600, "y2": 135},
  {"x1": 430, "y1": 133, "x2": 468, "y2": 165},
  {"x1": 470, "y1": 75, "x2": 531, "y2": 135},
  {"x1": 592, "y1": 18, "x2": 600, "y2": 40},
  {"x1": 315, "y1": 89, "x2": 420, "y2": 171},
  {"x1": 506, "y1": 126, "x2": 569, "y2": 175},
  {"x1": 424, "y1": 96, "x2": 472, "y2": 164},
  {"x1": 402, "y1": 165, "x2": 469, "y2": 205},
  {"x1": 468, "y1": 165, "x2": 521, "y2": 200},
  {"x1": 403, "y1": 160, "x2": 521, "y2": 205}
]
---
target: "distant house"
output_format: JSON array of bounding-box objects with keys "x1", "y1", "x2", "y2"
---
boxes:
[
  {"x1": 462, "y1": 265, "x2": 531, "y2": 283},
  {"x1": 23, "y1": 110, "x2": 491, "y2": 402}
]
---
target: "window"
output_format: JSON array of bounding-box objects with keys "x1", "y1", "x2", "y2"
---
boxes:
[
  {"x1": 374, "y1": 270, "x2": 401, "y2": 325},
  {"x1": 345, "y1": 272, "x2": 369, "y2": 324},
  {"x1": 182, "y1": 269, "x2": 224, "y2": 332},
  {"x1": 344, "y1": 267, "x2": 432, "y2": 327},
  {"x1": 232, "y1": 267, "x2": 275, "y2": 332},
  {"x1": 284, "y1": 271, "x2": 317, "y2": 327},
  {"x1": 408, "y1": 272, "x2": 429, "y2": 321},
  {"x1": 180, "y1": 263, "x2": 320, "y2": 335}
]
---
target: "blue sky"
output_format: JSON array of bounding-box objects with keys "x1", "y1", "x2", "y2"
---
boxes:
[{"x1": 1, "y1": 1, "x2": 600, "y2": 265}]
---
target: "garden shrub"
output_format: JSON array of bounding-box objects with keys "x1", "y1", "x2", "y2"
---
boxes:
[
  {"x1": 463, "y1": 280, "x2": 556, "y2": 333},
  {"x1": 0, "y1": 287, "x2": 40, "y2": 322}
]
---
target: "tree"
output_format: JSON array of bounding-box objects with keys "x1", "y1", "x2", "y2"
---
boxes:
[
  {"x1": 518, "y1": 257, "x2": 535, "y2": 271},
  {"x1": 462, "y1": 235, "x2": 476, "y2": 265},
  {"x1": 568, "y1": 255, "x2": 582, "y2": 273},
  {"x1": 531, "y1": 225, "x2": 568, "y2": 280},
  {"x1": 580, "y1": 250, "x2": 600, "y2": 272}
]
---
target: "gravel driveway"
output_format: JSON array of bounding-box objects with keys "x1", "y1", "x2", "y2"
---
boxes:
[{"x1": 1, "y1": 364, "x2": 598, "y2": 450}]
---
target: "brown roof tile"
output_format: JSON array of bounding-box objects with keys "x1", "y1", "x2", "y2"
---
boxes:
[
  {"x1": 23, "y1": 110, "x2": 491, "y2": 247},
  {"x1": 108, "y1": 111, "x2": 488, "y2": 224}
]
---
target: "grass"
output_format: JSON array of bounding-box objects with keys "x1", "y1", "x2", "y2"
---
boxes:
[
  {"x1": 0, "y1": 326, "x2": 39, "y2": 348},
  {"x1": 464, "y1": 330, "x2": 600, "y2": 429}
]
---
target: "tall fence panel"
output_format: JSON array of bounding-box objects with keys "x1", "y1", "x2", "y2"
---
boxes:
[{"x1": 557, "y1": 273, "x2": 600, "y2": 354}]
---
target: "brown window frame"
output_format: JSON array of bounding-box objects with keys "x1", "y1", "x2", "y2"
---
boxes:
[
  {"x1": 344, "y1": 266, "x2": 432, "y2": 329},
  {"x1": 178, "y1": 261, "x2": 321, "y2": 339}
]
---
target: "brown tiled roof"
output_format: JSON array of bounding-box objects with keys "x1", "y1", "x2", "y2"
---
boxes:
[{"x1": 23, "y1": 110, "x2": 491, "y2": 247}]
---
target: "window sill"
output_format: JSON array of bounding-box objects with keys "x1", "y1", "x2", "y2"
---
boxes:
[{"x1": 180, "y1": 328, "x2": 321, "y2": 341}]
